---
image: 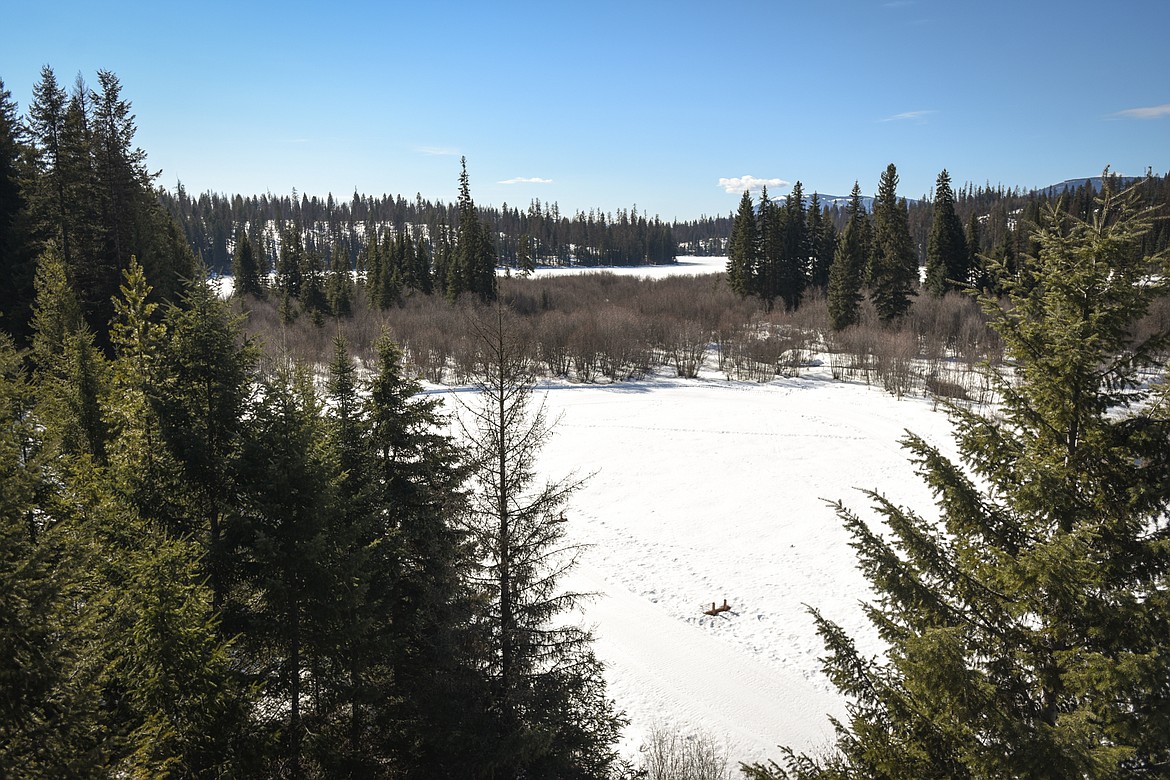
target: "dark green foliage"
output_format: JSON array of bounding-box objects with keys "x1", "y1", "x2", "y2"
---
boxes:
[
  {"x1": 827, "y1": 184, "x2": 868, "y2": 331},
  {"x1": 726, "y1": 189, "x2": 758, "y2": 297},
  {"x1": 19, "y1": 68, "x2": 194, "y2": 352},
  {"x1": 449, "y1": 157, "x2": 497, "y2": 301},
  {"x1": 275, "y1": 227, "x2": 304, "y2": 299},
  {"x1": 157, "y1": 273, "x2": 257, "y2": 610},
  {"x1": 924, "y1": 169, "x2": 969, "y2": 296},
  {"x1": 806, "y1": 193, "x2": 835, "y2": 291},
  {"x1": 779, "y1": 182, "x2": 809, "y2": 311},
  {"x1": 0, "y1": 78, "x2": 35, "y2": 346},
  {"x1": 869, "y1": 164, "x2": 917, "y2": 322},
  {"x1": 755, "y1": 182, "x2": 1170, "y2": 779},
  {"x1": 232, "y1": 229, "x2": 263, "y2": 298}
]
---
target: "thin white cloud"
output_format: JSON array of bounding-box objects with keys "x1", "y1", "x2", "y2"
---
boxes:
[
  {"x1": 1111, "y1": 104, "x2": 1170, "y2": 120},
  {"x1": 718, "y1": 175, "x2": 790, "y2": 194},
  {"x1": 499, "y1": 177, "x2": 553, "y2": 185},
  {"x1": 879, "y1": 110, "x2": 934, "y2": 122},
  {"x1": 415, "y1": 145, "x2": 460, "y2": 156}
]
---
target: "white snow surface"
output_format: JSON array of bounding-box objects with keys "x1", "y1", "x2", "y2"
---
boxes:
[
  {"x1": 436, "y1": 364, "x2": 958, "y2": 768},
  {"x1": 520, "y1": 254, "x2": 729, "y2": 279}
]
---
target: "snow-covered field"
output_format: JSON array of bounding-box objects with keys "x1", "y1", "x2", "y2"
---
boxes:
[
  {"x1": 492, "y1": 368, "x2": 953, "y2": 767},
  {"x1": 521, "y1": 255, "x2": 729, "y2": 280},
  {"x1": 436, "y1": 256, "x2": 960, "y2": 767}
]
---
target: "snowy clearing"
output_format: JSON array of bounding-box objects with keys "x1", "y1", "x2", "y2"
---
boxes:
[{"x1": 437, "y1": 363, "x2": 958, "y2": 768}]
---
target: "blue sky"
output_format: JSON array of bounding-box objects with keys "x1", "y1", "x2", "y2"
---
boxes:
[{"x1": 4, "y1": 0, "x2": 1168, "y2": 221}]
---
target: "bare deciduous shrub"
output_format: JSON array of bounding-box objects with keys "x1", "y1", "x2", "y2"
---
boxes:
[
  {"x1": 535, "y1": 309, "x2": 574, "y2": 377},
  {"x1": 873, "y1": 327, "x2": 919, "y2": 398},
  {"x1": 658, "y1": 315, "x2": 709, "y2": 378},
  {"x1": 570, "y1": 313, "x2": 601, "y2": 383},
  {"x1": 597, "y1": 305, "x2": 650, "y2": 381},
  {"x1": 640, "y1": 725, "x2": 732, "y2": 780},
  {"x1": 231, "y1": 270, "x2": 1024, "y2": 402}
]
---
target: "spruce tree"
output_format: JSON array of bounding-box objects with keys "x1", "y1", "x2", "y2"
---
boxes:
[
  {"x1": 235, "y1": 364, "x2": 335, "y2": 777},
  {"x1": 806, "y1": 193, "x2": 834, "y2": 291},
  {"x1": 362, "y1": 332, "x2": 480, "y2": 774},
  {"x1": 451, "y1": 157, "x2": 497, "y2": 301},
  {"x1": 752, "y1": 181, "x2": 1170, "y2": 779},
  {"x1": 0, "y1": 78, "x2": 35, "y2": 346},
  {"x1": 925, "y1": 168, "x2": 969, "y2": 296},
  {"x1": 726, "y1": 189, "x2": 759, "y2": 297},
  {"x1": 778, "y1": 181, "x2": 808, "y2": 311},
  {"x1": 231, "y1": 229, "x2": 263, "y2": 298},
  {"x1": 756, "y1": 187, "x2": 786, "y2": 309},
  {"x1": 460, "y1": 304, "x2": 625, "y2": 778},
  {"x1": 325, "y1": 239, "x2": 353, "y2": 315},
  {"x1": 868, "y1": 164, "x2": 917, "y2": 322},
  {"x1": 827, "y1": 184, "x2": 868, "y2": 331},
  {"x1": 157, "y1": 273, "x2": 257, "y2": 612}
]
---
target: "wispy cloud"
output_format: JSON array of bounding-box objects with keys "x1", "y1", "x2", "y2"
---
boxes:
[
  {"x1": 415, "y1": 145, "x2": 460, "y2": 156},
  {"x1": 1110, "y1": 103, "x2": 1170, "y2": 120},
  {"x1": 499, "y1": 177, "x2": 553, "y2": 185},
  {"x1": 879, "y1": 110, "x2": 934, "y2": 123},
  {"x1": 718, "y1": 175, "x2": 790, "y2": 194}
]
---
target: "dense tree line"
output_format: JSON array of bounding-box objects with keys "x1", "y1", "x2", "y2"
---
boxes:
[
  {"x1": 1, "y1": 68, "x2": 629, "y2": 778},
  {"x1": 730, "y1": 164, "x2": 1170, "y2": 332},
  {"x1": 159, "y1": 180, "x2": 685, "y2": 278}
]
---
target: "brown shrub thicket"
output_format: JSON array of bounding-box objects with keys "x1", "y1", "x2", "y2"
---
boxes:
[{"x1": 232, "y1": 272, "x2": 1043, "y2": 401}]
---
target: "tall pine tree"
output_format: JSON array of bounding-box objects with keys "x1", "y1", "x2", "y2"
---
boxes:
[
  {"x1": 925, "y1": 168, "x2": 969, "y2": 296},
  {"x1": 868, "y1": 164, "x2": 918, "y2": 322},
  {"x1": 827, "y1": 184, "x2": 868, "y2": 331}
]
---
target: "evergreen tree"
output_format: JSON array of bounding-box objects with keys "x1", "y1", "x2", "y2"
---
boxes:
[
  {"x1": 375, "y1": 229, "x2": 401, "y2": 308},
  {"x1": 157, "y1": 273, "x2": 257, "y2": 612},
  {"x1": 868, "y1": 163, "x2": 917, "y2": 322},
  {"x1": 325, "y1": 240, "x2": 353, "y2": 316},
  {"x1": 727, "y1": 189, "x2": 759, "y2": 297},
  {"x1": 235, "y1": 364, "x2": 335, "y2": 777},
  {"x1": 450, "y1": 157, "x2": 497, "y2": 301},
  {"x1": 751, "y1": 182, "x2": 1170, "y2": 779},
  {"x1": 925, "y1": 168, "x2": 969, "y2": 295},
  {"x1": 0, "y1": 78, "x2": 35, "y2": 346},
  {"x1": 778, "y1": 181, "x2": 808, "y2": 311},
  {"x1": 275, "y1": 228, "x2": 304, "y2": 299},
  {"x1": 460, "y1": 304, "x2": 625, "y2": 778},
  {"x1": 29, "y1": 242, "x2": 108, "y2": 465},
  {"x1": 413, "y1": 235, "x2": 434, "y2": 294},
  {"x1": 362, "y1": 332, "x2": 480, "y2": 774},
  {"x1": 756, "y1": 187, "x2": 785, "y2": 308},
  {"x1": 231, "y1": 229, "x2": 263, "y2": 298},
  {"x1": 827, "y1": 184, "x2": 868, "y2": 331},
  {"x1": 806, "y1": 193, "x2": 834, "y2": 291},
  {"x1": 0, "y1": 329, "x2": 91, "y2": 775},
  {"x1": 965, "y1": 211, "x2": 990, "y2": 292}
]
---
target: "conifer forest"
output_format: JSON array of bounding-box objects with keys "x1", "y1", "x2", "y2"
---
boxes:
[{"x1": 3, "y1": 67, "x2": 1170, "y2": 779}]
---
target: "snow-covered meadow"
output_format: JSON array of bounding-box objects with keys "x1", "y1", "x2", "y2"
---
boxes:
[{"x1": 444, "y1": 256, "x2": 962, "y2": 767}]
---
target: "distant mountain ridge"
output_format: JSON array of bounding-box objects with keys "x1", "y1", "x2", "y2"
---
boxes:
[
  {"x1": 765, "y1": 175, "x2": 1145, "y2": 214},
  {"x1": 1034, "y1": 175, "x2": 1143, "y2": 198}
]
